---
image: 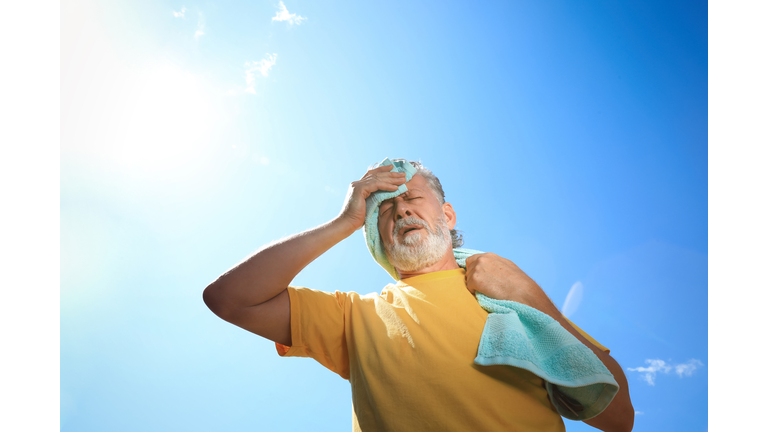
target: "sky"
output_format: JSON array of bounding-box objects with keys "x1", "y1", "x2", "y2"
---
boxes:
[{"x1": 55, "y1": 0, "x2": 711, "y2": 430}]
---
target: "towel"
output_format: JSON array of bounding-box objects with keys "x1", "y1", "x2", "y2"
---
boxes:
[
  {"x1": 473, "y1": 292, "x2": 620, "y2": 420},
  {"x1": 363, "y1": 157, "x2": 619, "y2": 420}
]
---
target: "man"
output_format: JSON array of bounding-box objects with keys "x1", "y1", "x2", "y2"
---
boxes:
[{"x1": 203, "y1": 160, "x2": 634, "y2": 431}]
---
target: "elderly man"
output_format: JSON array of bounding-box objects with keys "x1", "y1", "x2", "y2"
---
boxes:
[{"x1": 203, "y1": 160, "x2": 634, "y2": 431}]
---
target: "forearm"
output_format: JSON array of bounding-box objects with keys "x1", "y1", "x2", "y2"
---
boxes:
[
  {"x1": 581, "y1": 352, "x2": 634, "y2": 432},
  {"x1": 204, "y1": 216, "x2": 356, "y2": 314},
  {"x1": 533, "y1": 300, "x2": 634, "y2": 431},
  {"x1": 527, "y1": 297, "x2": 635, "y2": 431}
]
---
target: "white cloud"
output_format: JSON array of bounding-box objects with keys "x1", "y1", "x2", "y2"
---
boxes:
[
  {"x1": 244, "y1": 54, "x2": 278, "y2": 94},
  {"x1": 635, "y1": 411, "x2": 644, "y2": 415},
  {"x1": 195, "y1": 12, "x2": 205, "y2": 39},
  {"x1": 627, "y1": 359, "x2": 671, "y2": 385},
  {"x1": 627, "y1": 358, "x2": 704, "y2": 385},
  {"x1": 272, "y1": 1, "x2": 307, "y2": 25},
  {"x1": 561, "y1": 281, "x2": 583, "y2": 318},
  {"x1": 674, "y1": 359, "x2": 704, "y2": 377},
  {"x1": 173, "y1": 7, "x2": 186, "y2": 18}
]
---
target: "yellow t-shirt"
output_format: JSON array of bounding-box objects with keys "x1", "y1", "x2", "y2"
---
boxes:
[{"x1": 277, "y1": 269, "x2": 609, "y2": 431}]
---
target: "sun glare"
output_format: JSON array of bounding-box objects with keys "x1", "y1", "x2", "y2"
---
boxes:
[{"x1": 109, "y1": 63, "x2": 219, "y2": 181}]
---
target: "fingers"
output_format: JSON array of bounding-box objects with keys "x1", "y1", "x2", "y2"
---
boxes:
[
  {"x1": 465, "y1": 253, "x2": 487, "y2": 268},
  {"x1": 344, "y1": 165, "x2": 409, "y2": 215},
  {"x1": 373, "y1": 173, "x2": 408, "y2": 184},
  {"x1": 465, "y1": 254, "x2": 476, "y2": 270},
  {"x1": 466, "y1": 253, "x2": 503, "y2": 266},
  {"x1": 363, "y1": 165, "x2": 402, "y2": 179},
  {"x1": 355, "y1": 166, "x2": 407, "y2": 193},
  {"x1": 361, "y1": 166, "x2": 407, "y2": 181},
  {"x1": 366, "y1": 165, "x2": 408, "y2": 178},
  {"x1": 337, "y1": 165, "x2": 409, "y2": 229},
  {"x1": 370, "y1": 164, "x2": 396, "y2": 173},
  {"x1": 345, "y1": 175, "x2": 406, "y2": 213},
  {"x1": 364, "y1": 179, "x2": 404, "y2": 195},
  {"x1": 354, "y1": 173, "x2": 406, "y2": 189},
  {"x1": 465, "y1": 253, "x2": 515, "y2": 277}
]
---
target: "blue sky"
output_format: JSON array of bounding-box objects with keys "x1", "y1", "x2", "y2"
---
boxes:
[{"x1": 57, "y1": 1, "x2": 709, "y2": 430}]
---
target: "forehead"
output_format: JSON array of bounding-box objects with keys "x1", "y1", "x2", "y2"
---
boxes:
[
  {"x1": 403, "y1": 173, "x2": 430, "y2": 191},
  {"x1": 380, "y1": 174, "x2": 431, "y2": 204}
]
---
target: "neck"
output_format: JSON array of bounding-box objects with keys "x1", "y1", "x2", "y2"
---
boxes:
[{"x1": 396, "y1": 248, "x2": 460, "y2": 280}]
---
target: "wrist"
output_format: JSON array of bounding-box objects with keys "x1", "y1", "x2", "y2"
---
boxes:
[{"x1": 330, "y1": 215, "x2": 361, "y2": 238}]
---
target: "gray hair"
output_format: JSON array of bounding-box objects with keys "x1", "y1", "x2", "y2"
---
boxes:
[{"x1": 388, "y1": 159, "x2": 464, "y2": 248}]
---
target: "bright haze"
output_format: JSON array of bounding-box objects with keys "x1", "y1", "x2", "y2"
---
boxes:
[{"x1": 61, "y1": 1, "x2": 707, "y2": 431}]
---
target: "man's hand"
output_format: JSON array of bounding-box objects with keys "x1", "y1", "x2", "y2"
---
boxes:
[
  {"x1": 465, "y1": 253, "x2": 558, "y2": 315},
  {"x1": 337, "y1": 164, "x2": 407, "y2": 232}
]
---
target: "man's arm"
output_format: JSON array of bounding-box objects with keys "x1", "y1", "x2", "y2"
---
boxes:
[
  {"x1": 465, "y1": 253, "x2": 635, "y2": 432},
  {"x1": 202, "y1": 165, "x2": 407, "y2": 345}
]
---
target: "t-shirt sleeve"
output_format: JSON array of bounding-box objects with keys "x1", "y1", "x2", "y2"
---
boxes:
[
  {"x1": 275, "y1": 286, "x2": 351, "y2": 379},
  {"x1": 564, "y1": 317, "x2": 610, "y2": 354}
]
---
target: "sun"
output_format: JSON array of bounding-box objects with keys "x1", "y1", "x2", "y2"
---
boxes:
[{"x1": 109, "y1": 62, "x2": 219, "y2": 181}]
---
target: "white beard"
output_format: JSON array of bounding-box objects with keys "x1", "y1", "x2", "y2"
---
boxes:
[{"x1": 385, "y1": 215, "x2": 452, "y2": 272}]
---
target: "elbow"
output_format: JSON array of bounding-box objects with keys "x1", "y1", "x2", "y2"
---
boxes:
[
  {"x1": 611, "y1": 406, "x2": 635, "y2": 432},
  {"x1": 586, "y1": 399, "x2": 635, "y2": 432},
  {"x1": 595, "y1": 416, "x2": 634, "y2": 432},
  {"x1": 615, "y1": 420, "x2": 634, "y2": 432},
  {"x1": 607, "y1": 400, "x2": 635, "y2": 432},
  {"x1": 202, "y1": 281, "x2": 232, "y2": 321},
  {"x1": 624, "y1": 410, "x2": 635, "y2": 432}
]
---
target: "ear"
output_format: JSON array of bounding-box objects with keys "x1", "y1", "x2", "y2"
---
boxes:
[{"x1": 441, "y1": 202, "x2": 457, "y2": 230}]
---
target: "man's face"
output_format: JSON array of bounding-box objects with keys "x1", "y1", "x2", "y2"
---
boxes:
[{"x1": 378, "y1": 174, "x2": 455, "y2": 271}]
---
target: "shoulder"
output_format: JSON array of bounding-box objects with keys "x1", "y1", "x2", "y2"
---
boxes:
[
  {"x1": 288, "y1": 285, "x2": 381, "y2": 306},
  {"x1": 287, "y1": 282, "x2": 401, "y2": 310}
]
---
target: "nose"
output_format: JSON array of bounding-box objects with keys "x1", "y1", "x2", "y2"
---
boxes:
[{"x1": 394, "y1": 199, "x2": 412, "y2": 220}]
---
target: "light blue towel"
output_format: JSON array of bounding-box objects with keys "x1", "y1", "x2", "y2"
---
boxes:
[
  {"x1": 363, "y1": 158, "x2": 418, "y2": 281},
  {"x1": 364, "y1": 157, "x2": 619, "y2": 420},
  {"x1": 473, "y1": 291, "x2": 620, "y2": 420}
]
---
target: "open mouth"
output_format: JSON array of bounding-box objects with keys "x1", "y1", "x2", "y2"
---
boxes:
[{"x1": 399, "y1": 225, "x2": 423, "y2": 237}]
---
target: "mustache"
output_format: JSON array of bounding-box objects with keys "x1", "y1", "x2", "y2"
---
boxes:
[{"x1": 392, "y1": 216, "x2": 431, "y2": 238}]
